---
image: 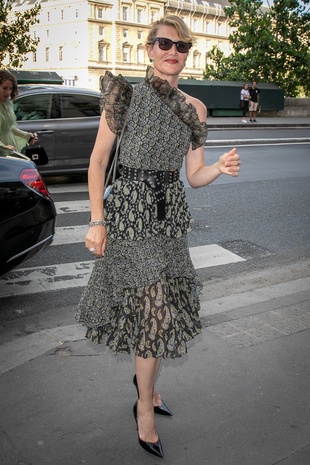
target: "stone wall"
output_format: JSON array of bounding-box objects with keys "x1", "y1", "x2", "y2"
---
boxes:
[{"x1": 262, "y1": 98, "x2": 310, "y2": 117}]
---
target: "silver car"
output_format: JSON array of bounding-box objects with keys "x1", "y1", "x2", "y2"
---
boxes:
[{"x1": 14, "y1": 85, "x2": 101, "y2": 175}]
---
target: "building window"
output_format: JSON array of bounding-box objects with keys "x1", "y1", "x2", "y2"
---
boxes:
[
  {"x1": 137, "y1": 48, "x2": 144, "y2": 64},
  {"x1": 33, "y1": 31, "x2": 36, "y2": 39},
  {"x1": 122, "y1": 6, "x2": 129, "y2": 21},
  {"x1": 98, "y1": 43, "x2": 107, "y2": 61},
  {"x1": 61, "y1": 10, "x2": 64, "y2": 20},
  {"x1": 76, "y1": 9, "x2": 79, "y2": 18},
  {"x1": 98, "y1": 8, "x2": 103, "y2": 19},
  {"x1": 59, "y1": 46, "x2": 63, "y2": 61},
  {"x1": 137, "y1": 8, "x2": 143, "y2": 23},
  {"x1": 33, "y1": 52, "x2": 37, "y2": 63},
  {"x1": 46, "y1": 30, "x2": 49, "y2": 38},
  {"x1": 123, "y1": 29, "x2": 128, "y2": 38},
  {"x1": 193, "y1": 18, "x2": 199, "y2": 32},
  {"x1": 45, "y1": 47, "x2": 50, "y2": 62},
  {"x1": 99, "y1": 26, "x2": 104, "y2": 36},
  {"x1": 150, "y1": 10, "x2": 159, "y2": 23},
  {"x1": 137, "y1": 30, "x2": 142, "y2": 40},
  {"x1": 47, "y1": 11, "x2": 50, "y2": 21},
  {"x1": 193, "y1": 53, "x2": 200, "y2": 68},
  {"x1": 122, "y1": 46, "x2": 130, "y2": 62}
]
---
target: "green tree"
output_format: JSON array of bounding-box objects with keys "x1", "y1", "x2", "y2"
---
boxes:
[
  {"x1": 0, "y1": 0, "x2": 41, "y2": 68},
  {"x1": 204, "y1": 0, "x2": 310, "y2": 97}
]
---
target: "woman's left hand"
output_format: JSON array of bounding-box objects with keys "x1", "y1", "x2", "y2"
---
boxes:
[{"x1": 218, "y1": 148, "x2": 240, "y2": 177}]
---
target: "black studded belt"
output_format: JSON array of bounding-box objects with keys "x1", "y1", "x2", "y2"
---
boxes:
[{"x1": 120, "y1": 166, "x2": 180, "y2": 220}]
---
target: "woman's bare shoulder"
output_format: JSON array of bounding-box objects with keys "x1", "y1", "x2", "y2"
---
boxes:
[{"x1": 180, "y1": 91, "x2": 207, "y2": 121}]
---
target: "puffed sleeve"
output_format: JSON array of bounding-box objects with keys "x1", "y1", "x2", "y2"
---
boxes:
[{"x1": 99, "y1": 71, "x2": 133, "y2": 136}]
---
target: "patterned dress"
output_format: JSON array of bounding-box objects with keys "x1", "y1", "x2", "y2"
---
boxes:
[{"x1": 75, "y1": 67, "x2": 208, "y2": 359}]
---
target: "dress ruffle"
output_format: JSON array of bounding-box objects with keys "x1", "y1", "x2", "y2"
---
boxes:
[
  {"x1": 145, "y1": 66, "x2": 208, "y2": 150},
  {"x1": 100, "y1": 67, "x2": 207, "y2": 148},
  {"x1": 100, "y1": 71, "x2": 133, "y2": 135},
  {"x1": 76, "y1": 236, "x2": 202, "y2": 358}
]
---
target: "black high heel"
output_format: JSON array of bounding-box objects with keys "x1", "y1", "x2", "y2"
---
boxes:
[
  {"x1": 133, "y1": 374, "x2": 173, "y2": 416},
  {"x1": 133, "y1": 401, "x2": 164, "y2": 458}
]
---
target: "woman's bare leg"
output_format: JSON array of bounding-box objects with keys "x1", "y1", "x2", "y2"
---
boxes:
[
  {"x1": 153, "y1": 358, "x2": 163, "y2": 407},
  {"x1": 135, "y1": 356, "x2": 161, "y2": 443}
]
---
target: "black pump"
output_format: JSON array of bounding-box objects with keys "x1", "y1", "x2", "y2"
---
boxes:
[
  {"x1": 133, "y1": 374, "x2": 173, "y2": 416},
  {"x1": 133, "y1": 402, "x2": 164, "y2": 458}
]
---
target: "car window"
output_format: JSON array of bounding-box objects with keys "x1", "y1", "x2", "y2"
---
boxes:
[
  {"x1": 14, "y1": 94, "x2": 53, "y2": 121},
  {"x1": 60, "y1": 94, "x2": 100, "y2": 118}
]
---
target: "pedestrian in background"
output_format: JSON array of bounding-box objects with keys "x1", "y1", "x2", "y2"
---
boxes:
[
  {"x1": 75, "y1": 14, "x2": 240, "y2": 459},
  {"x1": 249, "y1": 80, "x2": 260, "y2": 122},
  {"x1": 0, "y1": 70, "x2": 37, "y2": 151},
  {"x1": 240, "y1": 83, "x2": 250, "y2": 123}
]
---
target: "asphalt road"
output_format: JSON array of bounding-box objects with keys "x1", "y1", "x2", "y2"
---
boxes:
[{"x1": 0, "y1": 134, "x2": 309, "y2": 327}]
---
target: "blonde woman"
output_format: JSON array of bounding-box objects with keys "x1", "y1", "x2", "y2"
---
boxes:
[{"x1": 76, "y1": 15, "x2": 240, "y2": 458}]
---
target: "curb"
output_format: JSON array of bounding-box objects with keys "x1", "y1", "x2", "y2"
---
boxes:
[{"x1": 205, "y1": 137, "x2": 310, "y2": 146}]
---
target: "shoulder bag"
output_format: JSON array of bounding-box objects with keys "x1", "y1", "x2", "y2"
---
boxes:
[{"x1": 104, "y1": 92, "x2": 132, "y2": 200}]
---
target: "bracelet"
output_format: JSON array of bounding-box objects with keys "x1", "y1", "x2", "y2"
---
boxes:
[{"x1": 89, "y1": 220, "x2": 106, "y2": 227}]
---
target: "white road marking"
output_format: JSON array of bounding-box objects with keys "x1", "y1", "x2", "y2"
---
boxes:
[
  {"x1": 0, "y1": 245, "x2": 244, "y2": 298},
  {"x1": 49, "y1": 185, "x2": 88, "y2": 194},
  {"x1": 55, "y1": 200, "x2": 90, "y2": 214},
  {"x1": 190, "y1": 244, "x2": 245, "y2": 269},
  {"x1": 52, "y1": 225, "x2": 88, "y2": 245}
]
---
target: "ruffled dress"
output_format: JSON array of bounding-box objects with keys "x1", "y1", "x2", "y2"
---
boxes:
[{"x1": 75, "y1": 67, "x2": 208, "y2": 359}]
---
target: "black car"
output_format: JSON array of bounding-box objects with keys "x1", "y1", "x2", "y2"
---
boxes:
[
  {"x1": 0, "y1": 147, "x2": 57, "y2": 276},
  {"x1": 14, "y1": 85, "x2": 101, "y2": 175}
]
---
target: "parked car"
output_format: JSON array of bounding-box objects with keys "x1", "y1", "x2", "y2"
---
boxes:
[
  {"x1": 0, "y1": 147, "x2": 57, "y2": 276},
  {"x1": 13, "y1": 85, "x2": 101, "y2": 175}
]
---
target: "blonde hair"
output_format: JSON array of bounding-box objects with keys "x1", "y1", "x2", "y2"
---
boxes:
[{"x1": 146, "y1": 15, "x2": 194, "y2": 45}]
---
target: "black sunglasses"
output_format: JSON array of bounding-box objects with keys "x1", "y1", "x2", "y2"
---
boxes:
[{"x1": 153, "y1": 38, "x2": 192, "y2": 53}]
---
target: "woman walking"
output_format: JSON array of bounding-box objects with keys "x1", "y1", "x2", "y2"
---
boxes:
[{"x1": 75, "y1": 15, "x2": 240, "y2": 458}]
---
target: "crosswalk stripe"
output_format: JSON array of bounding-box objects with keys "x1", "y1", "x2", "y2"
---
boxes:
[
  {"x1": 55, "y1": 200, "x2": 90, "y2": 214},
  {"x1": 52, "y1": 225, "x2": 88, "y2": 246},
  {"x1": 0, "y1": 245, "x2": 245, "y2": 298},
  {"x1": 49, "y1": 185, "x2": 88, "y2": 194}
]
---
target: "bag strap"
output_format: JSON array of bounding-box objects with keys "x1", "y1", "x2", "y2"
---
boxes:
[{"x1": 104, "y1": 88, "x2": 133, "y2": 189}]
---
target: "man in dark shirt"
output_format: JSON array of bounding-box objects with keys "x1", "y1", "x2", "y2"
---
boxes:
[{"x1": 249, "y1": 81, "x2": 260, "y2": 122}]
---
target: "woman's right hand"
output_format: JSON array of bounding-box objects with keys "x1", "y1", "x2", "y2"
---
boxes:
[
  {"x1": 4, "y1": 144, "x2": 16, "y2": 150},
  {"x1": 85, "y1": 225, "x2": 107, "y2": 257}
]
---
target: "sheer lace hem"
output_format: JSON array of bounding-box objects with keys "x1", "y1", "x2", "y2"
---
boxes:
[{"x1": 81, "y1": 275, "x2": 202, "y2": 359}]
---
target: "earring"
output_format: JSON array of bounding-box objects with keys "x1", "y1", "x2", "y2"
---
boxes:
[{"x1": 149, "y1": 59, "x2": 153, "y2": 63}]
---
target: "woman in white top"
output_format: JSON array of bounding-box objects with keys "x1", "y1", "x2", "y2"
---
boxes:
[{"x1": 240, "y1": 83, "x2": 250, "y2": 122}]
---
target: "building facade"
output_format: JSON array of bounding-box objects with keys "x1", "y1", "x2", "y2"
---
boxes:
[{"x1": 12, "y1": 0, "x2": 231, "y2": 90}]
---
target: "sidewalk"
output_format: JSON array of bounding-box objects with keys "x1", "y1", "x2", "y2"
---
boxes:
[
  {"x1": 1, "y1": 261, "x2": 310, "y2": 465},
  {"x1": 206, "y1": 116, "x2": 310, "y2": 128}
]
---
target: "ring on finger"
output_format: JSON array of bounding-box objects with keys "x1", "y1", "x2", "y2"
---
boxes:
[{"x1": 88, "y1": 247, "x2": 96, "y2": 253}]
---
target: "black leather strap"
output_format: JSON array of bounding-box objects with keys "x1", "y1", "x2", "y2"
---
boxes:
[{"x1": 121, "y1": 166, "x2": 180, "y2": 220}]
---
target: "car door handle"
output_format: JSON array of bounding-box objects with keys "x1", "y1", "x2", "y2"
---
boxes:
[{"x1": 36, "y1": 130, "x2": 54, "y2": 134}]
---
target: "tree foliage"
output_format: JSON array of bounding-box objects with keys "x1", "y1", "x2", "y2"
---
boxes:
[
  {"x1": 0, "y1": 0, "x2": 41, "y2": 68},
  {"x1": 204, "y1": 0, "x2": 310, "y2": 97}
]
